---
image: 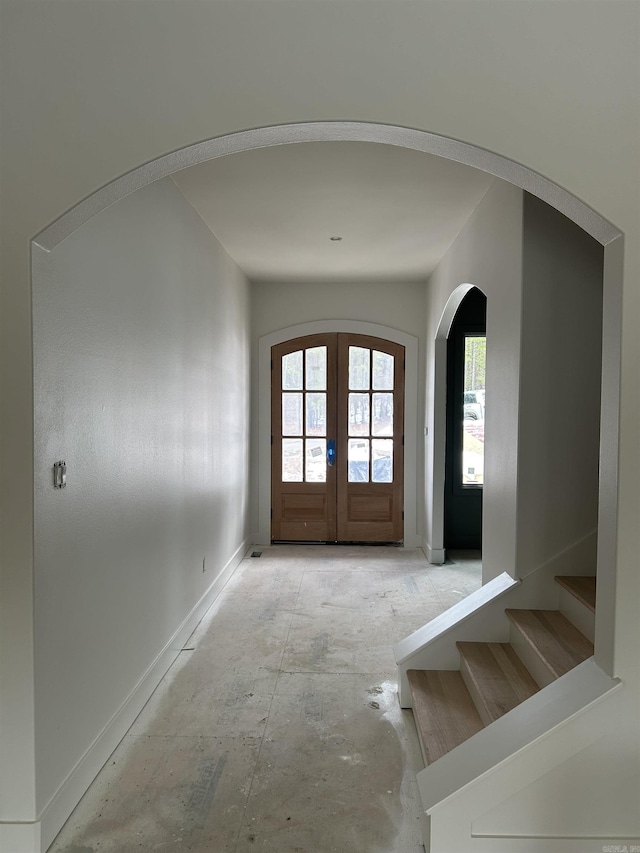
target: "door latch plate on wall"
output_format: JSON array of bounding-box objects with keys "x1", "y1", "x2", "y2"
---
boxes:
[{"x1": 53, "y1": 460, "x2": 67, "y2": 489}]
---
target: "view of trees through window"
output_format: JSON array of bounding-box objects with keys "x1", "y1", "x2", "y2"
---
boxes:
[{"x1": 462, "y1": 335, "x2": 485, "y2": 485}]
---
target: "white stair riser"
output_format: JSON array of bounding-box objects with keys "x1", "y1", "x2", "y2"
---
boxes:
[
  {"x1": 508, "y1": 622, "x2": 556, "y2": 687},
  {"x1": 459, "y1": 656, "x2": 494, "y2": 726}
]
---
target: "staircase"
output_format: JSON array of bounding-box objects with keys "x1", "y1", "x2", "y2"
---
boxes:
[{"x1": 407, "y1": 575, "x2": 596, "y2": 770}]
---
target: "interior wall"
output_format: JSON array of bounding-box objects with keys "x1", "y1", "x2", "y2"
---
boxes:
[
  {"x1": 517, "y1": 192, "x2": 604, "y2": 577},
  {"x1": 32, "y1": 178, "x2": 251, "y2": 816},
  {"x1": 250, "y1": 279, "x2": 427, "y2": 543},
  {"x1": 251, "y1": 279, "x2": 428, "y2": 340},
  {"x1": 424, "y1": 180, "x2": 524, "y2": 580}
]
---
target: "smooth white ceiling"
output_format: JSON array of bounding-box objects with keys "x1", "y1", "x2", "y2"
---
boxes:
[{"x1": 172, "y1": 141, "x2": 495, "y2": 282}]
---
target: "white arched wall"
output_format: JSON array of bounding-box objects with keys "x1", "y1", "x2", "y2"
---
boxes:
[
  {"x1": 34, "y1": 123, "x2": 621, "y2": 253},
  {"x1": 256, "y1": 320, "x2": 420, "y2": 547},
  {"x1": 422, "y1": 179, "x2": 526, "y2": 589},
  {"x1": 426, "y1": 283, "x2": 477, "y2": 564},
  {"x1": 20, "y1": 122, "x2": 624, "y2": 853},
  {"x1": 33, "y1": 124, "x2": 623, "y2": 607},
  {"x1": 33, "y1": 124, "x2": 622, "y2": 587}
]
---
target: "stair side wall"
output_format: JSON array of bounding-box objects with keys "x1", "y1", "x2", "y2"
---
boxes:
[
  {"x1": 425, "y1": 681, "x2": 638, "y2": 852},
  {"x1": 516, "y1": 196, "x2": 603, "y2": 582}
]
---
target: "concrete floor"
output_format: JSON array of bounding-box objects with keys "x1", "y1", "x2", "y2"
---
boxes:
[{"x1": 49, "y1": 546, "x2": 482, "y2": 853}]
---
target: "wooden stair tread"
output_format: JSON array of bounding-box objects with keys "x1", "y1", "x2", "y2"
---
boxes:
[
  {"x1": 555, "y1": 575, "x2": 596, "y2": 612},
  {"x1": 456, "y1": 642, "x2": 540, "y2": 722},
  {"x1": 506, "y1": 609, "x2": 594, "y2": 678},
  {"x1": 407, "y1": 669, "x2": 484, "y2": 764}
]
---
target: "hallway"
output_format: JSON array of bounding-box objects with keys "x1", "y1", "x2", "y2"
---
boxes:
[{"x1": 49, "y1": 546, "x2": 481, "y2": 853}]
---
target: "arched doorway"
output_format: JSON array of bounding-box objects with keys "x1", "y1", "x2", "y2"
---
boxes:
[
  {"x1": 34, "y1": 122, "x2": 623, "y2": 665},
  {"x1": 271, "y1": 332, "x2": 405, "y2": 543},
  {"x1": 34, "y1": 122, "x2": 623, "y2": 560},
  {"x1": 257, "y1": 320, "x2": 420, "y2": 548},
  {"x1": 34, "y1": 123, "x2": 622, "y2": 251},
  {"x1": 444, "y1": 287, "x2": 487, "y2": 551},
  {"x1": 27, "y1": 124, "x2": 623, "y2": 849}
]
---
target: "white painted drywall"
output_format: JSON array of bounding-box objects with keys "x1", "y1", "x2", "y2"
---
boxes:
[
  {"x1": 31, "y1": 179, "x2": 251, "y2": 818},
  {"x1": 425, "y1": 187, "x2": 604, "y2": 587},
  {"x1": 517, "y1": 194, "x2": 604, "y2": 577},
  {"x1": 251, "y1": 279, "x2": 427, "y2": 342},
  {"x1": 424, "y1": 180, "x2": 524, "y2": 581},
  {"x1": 250, "y1": 280, "x2": 426, "y2": 545},
  {"x1": 1, "y1": 0, "x2": 638, "y2": 845}
]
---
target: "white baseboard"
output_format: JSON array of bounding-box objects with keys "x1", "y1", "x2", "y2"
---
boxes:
[
  {"x1": 422, "y1": 539, "x2": 446, "y2": 565},
  {"x1": 0, "y1": 822, "x2": 41, "y2": 853},
  {"x1": 3, "y1": 538, "x2": 250, "y2": 853}
]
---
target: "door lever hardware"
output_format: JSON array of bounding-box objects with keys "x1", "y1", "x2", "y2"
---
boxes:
[{"x1": 327, "y1": 439, "x2": 336, "y2": 467}]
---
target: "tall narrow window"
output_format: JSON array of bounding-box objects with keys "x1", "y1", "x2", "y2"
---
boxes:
[
  {"x1": 281, "y1": 346, "x2": 328, "y2": 483},
  {"x1": 347, "y1": 347, "x2": 395, "y2": 483},
  {"x1": 462, "y1": 335, "x2": 485, "y2": 485}
]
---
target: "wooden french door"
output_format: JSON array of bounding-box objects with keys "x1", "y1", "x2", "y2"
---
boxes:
[{"x1": 271, "y1": 333, "x2": 404, "y2": 543}]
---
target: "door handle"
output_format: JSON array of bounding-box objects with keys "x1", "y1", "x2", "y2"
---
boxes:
[{"x1": 327, "y1": 439, "x2": 336, "y2": 467}]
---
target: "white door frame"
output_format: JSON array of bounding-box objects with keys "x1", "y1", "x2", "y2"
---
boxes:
[{"x1": 257, "y1": 320, "x2": 419, "y2": 547}]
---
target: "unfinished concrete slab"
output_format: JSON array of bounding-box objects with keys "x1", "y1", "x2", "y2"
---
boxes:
[{"x1": 48, "y1": 545, "x2": 481, "y2": 853}]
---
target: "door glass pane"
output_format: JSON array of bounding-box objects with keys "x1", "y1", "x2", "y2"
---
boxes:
[
  {"x1": 372, "y1": 350, "x2": 394, "y2": 390},
  {"x1": 305, "y1": 438, "x2": 326, "y2": 482},
  {"x1": 348, "y1": 393, "x2": 370, "y2": 436},
  {"x1": 348, "y1": 438, "x2": 369, "y2": 482},
  {"x1": 372, "y1": 439, "x2": 393, "y2": 483},
  {"x1": 462, "y1": 335, "x2": 486, "y2": 485},
  {"x1": 282, "y1": 350, "x2": 303, "y2": 390},
  {"x1": 306, "y1": 393, "x2": 326, "y2": 436},
  {"x1": 282, "y1": 439, "x2": 303, "y2": 482},
  {"x1": 349, "y1": 346, "x2": 370, "y2": 390},
  {"x1": 306, "y1": 346, "x2": 327, "y2": 390},
  {"x1": 282, "y1": 393, "x2": 303, "y2": 436},
  {"x1": 372, "y1": 393, "x2": 393, "y2": 436}
]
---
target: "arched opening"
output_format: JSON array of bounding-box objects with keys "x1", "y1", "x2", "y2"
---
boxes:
[
  {"x1": 270, "y1": 332, "x2": 405, "y2": 544},
  {"x1": 33, "y1": 124, "x2": 622, "y2": 673},
  {"x1": 33, "y1": 124, "x2": 623, "y2": 620},
  {"x1": 28, "y1": 123, "x2": 623, "y2": 850},
  {"x1": 257, "y1": 320, "x2": 419, "y2": 548},
  {"x1": 34, "y1": 123, "x2": 621, "y2": 252},
  {"x1": 427, "y1": 284, "x2": 476, "y2": 565},
  {"x1": 444, "y1": 286, "x2": 487, "y2": 552}
]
